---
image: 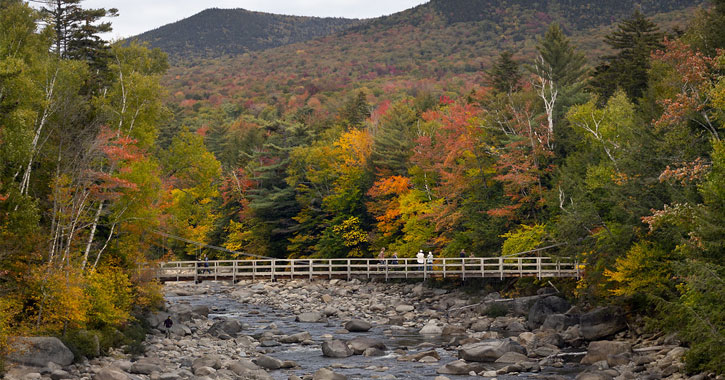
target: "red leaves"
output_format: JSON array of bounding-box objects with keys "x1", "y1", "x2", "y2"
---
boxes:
[{"x1": 659, "y1": 157, "x2": 711, "y2": 185}]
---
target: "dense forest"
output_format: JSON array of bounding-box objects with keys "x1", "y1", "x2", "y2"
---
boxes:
[
  {"x1": 134, "y1": 8, "x2": 361, "y2": 62},
  {"x1": 1, "y1": 0, "x2": 724, "y2": 374}
]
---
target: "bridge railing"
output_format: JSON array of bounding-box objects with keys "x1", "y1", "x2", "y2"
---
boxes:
[{"x1": 154, "y1": 256, "x2": 580, "y2": 282}]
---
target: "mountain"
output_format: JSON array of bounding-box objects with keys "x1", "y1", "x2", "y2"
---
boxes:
[
  {"x1": 132, "y1": 8, "x2": 361, "y2": 61},
  {"x1": 159, "y1": 0, "x2": 707, "y2": 127}
]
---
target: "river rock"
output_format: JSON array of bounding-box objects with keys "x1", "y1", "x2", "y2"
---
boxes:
[
  {"x1": 580, "y1": 307, "x2": 627, "y2": 340},
  {"x1": 458, "y1": 338, "x2": 526, "y2": 362},
  {"x1": 192, "y1": 304, "x2": 209, "y2": 318},
  {"x1": 344, "y1": 319, "x2": 372, "y2": 332},
  {"x1": 296, "y1": 311, "x2": 325, "y2": 323},
  {"x1": 347, "y1": 337, "x2": 386, "y2": 355},
  {"x1": 321, "y1": 340, "x2": 353, "y2": 358},
  {"x1": 575, "y1": 372, "x2": 615, "y2": 380},
  {"x1": 313, "y1": 368, "x2": 347, "y2": 380},
  {"x1": 94, "y1": 368, "x2": 130, "y2": 380},
  {"x1": 471, "y1": 319, "x2": 491, "y2": 332},
  {"x1": 129, "y1": 359, "x2": 162, "y2": 375},
  {"x1": 253, "y1": 355, "x2": 283, "y2": 370},
  {"x1": 49, "y1": 369, "x2": 70, "y2": 380},
  {"x1": 227, "y1": 359, "x2": 273, "y2": 380},
  {"x1": 279, "y1": 331, "x2": 312, "y2": 343},
  {"x1": 495, "y1": 351, "x2": 529, "y2": 363},
  {"x1": 441, "y1": 325, "x2": 466, "y2": 336},
  {"x1": 527, "y1": 296, "x2": 571, "y2": 329},
  {"x1": 436, "y1": 360, "x2": 488, "y2": 375},
  {"x1": 581, "y1": 341, "x2": 632, "y2": 365},
  {"x1": 399, "y1": 350, "x2": 440, "y2": 362},
  {"x1": 192, "y1": 355, "x2": 222, "y2": 372},
  {"x1": 8, "y1": 337, "x2": 74, "y2": 367},
  {"x1": 395, "y1": 304, "x2": 414, "y2": 313},
  {"x1": 542, "y1": 313, "x2": 579, "y2": 332},
  {"x1": 168, "y1": 304, "x2": 193, "y2": 322},
  {"x1": 208, "y1": 319, "x2": 243, "y2": 337},
  {"x1": 420, "y1": 320, "x2": 443, "y2": 335}
]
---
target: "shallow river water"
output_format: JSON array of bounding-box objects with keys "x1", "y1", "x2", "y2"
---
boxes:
[{"x1": 168, "y1": 283, "x2": 586, "y2": 380}]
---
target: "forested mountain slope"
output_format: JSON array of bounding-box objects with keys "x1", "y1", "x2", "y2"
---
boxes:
[
  {"x1": 163, "y1": 0, "x2": 705, "y2": 128},
  {"x1": 132, "y1": 8, "x2": 361, "y2": 61}
]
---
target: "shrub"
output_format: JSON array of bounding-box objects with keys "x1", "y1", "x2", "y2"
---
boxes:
[
  {"x1": 484, "y1": 303, "x2": 509, "y2": 318},
  {"x1": 62, "y1": 330, "x2": 100, "y2": 360}
]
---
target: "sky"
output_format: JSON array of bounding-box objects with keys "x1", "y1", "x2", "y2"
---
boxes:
[{"x1": 75, "y1": 0, "x2": 429, "y2": 39}]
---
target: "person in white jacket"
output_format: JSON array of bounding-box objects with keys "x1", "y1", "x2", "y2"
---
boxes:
[
  {"x1": 426, "y1": 251, "x2": 434, "y2": 271},
  {"x1": 416, "y1": 250, "x2": 425, "y2": 271}
]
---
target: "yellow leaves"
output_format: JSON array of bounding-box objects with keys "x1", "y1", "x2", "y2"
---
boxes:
[
  {"x1": 28, "y1": 265, "x2": 89, "y2": 333},
  {"x1": 85, "y1": 267, "x2": 133, "y2": 327},
  {"x1": 499, "y1": 224, "x2": 547, "y2": 256},
  {"x1": 333, "y1": 129, "x2": 372, "y2": 169},
  {"x1": 604, "y1": 242, "x2": 673, "y2": 297},
  {"x1": 332, "y1": 216, "x2": 368, "y2": 248},
  {"x1": 0, "y1": 297, "x2": 22, "y2": 359}
]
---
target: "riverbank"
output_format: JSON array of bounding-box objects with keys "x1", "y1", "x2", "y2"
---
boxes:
[{"x1": 3, "y1": 279, "x2": 716, "y2": 380}]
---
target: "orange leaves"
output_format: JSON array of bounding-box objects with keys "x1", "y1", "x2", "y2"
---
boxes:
[
  {"x1": 367, "y1": 176, "x2": 411, "y2": 198},
  {"x1": 659, "y1": 157, "x2": 712, "y2": 186}
]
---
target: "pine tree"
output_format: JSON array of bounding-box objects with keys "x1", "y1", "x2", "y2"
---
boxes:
[
  {"x1": 590, "y1": 11, "x2": 663, "y2": 102},
  {"x1": 489, "y1": 51, "x2": 521, "y2": 94},
  {"x1": 339, "y1": 91, "x2": 370, "y2": 128},
  {"x1": 40, "y1": 0, "x2": 117, "y2": 61},
  {"x1": 530, "y1": 23, "x2": 588, "y2": 136},
  {"x1": 370, "y1": 102, "x2": 418, "y2": 176}
]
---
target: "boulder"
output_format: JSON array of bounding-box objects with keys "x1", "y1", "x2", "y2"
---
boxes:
[
  {"x1": 344, "y1": 319, "x2": 372, "y2": 332},
  {"x1": 399, "y1": 350, "x2": 440, "y2": 362},
  {"x1": 129, "y1": 359, "x2": 162, "y2": 375},
  {"x1": 168, "y1": 304, "x2": 193, "y2": 322},
  {"x1": 208, "y1": 319, "x2": 243, "y2": 337},
  {"x1": 542, "y1": 313, "x2": 579, "y2": 332},
  {"x1": 313, "y1": 368, "x2": 347, "y2": 380},
  {"x1": 347, "y1": 337, "x2": 386, "y2": 355},
  {"x1": 8, "y1": 337, "x2": 74, "y2": 367},
  {"x1": 458, "y1": 338, "x2": 526, "y2": 362},
  {"x1": 227, "y1": 359, "x2": 273, "y2": 380},
  {"x1": 441, "y1": 325, "x2": 466, "y2": 336},
  {"x1": 363, "y1": 347, "x2": 385, "y2": 357},
  {"x1": 321, "y1": 340, "x2": 353, "y2": 358},
  {"x1": 169, "y1": 322, "x2": 191, "y2": 336},
  {"x1": 50, "y1": 369, "x2": 71, "y2": 380},
  {"x1": 575, "y1": 372, "x2": 614, "y2": 380},
  {"x1": 495, "y1": 351, "x2": 529, "y2": 364},
  {"x1": 436, "y1": 360, "x2": 488, "y2": 375},
  {"x1": 192, "y1": 355, "x2": 222, "y2": 373},
  {"x1": 580, "y1": 307, "x2": 627, "y2": 340},
  {"x1": 471, "y1": 319, "x2": 491, "y2": 332},
  {"x1": 420, "y1": 321, "x2": 443, "y2": 335},
  {"x1": 395, "y1": 305, "x2": 414, "y2": 313},
  {"x1": 279, "y1": 332, "x2": 312, "y2": 344},
  {"x1": 252, "y1": 355, "x2": 283, "y2": 370},
  {"x1": 527, "y1": 296, "x2": 571, "y2": 329},
  {"x1": 534, "y1": 329, "x2": 566, "y2": 348},
  {"x1": 581, "y1": 341, "x2": 632, "y2": 365},
  {"x1": 296, "y1": 312, "x2": 325, "y2": 323},
  {"x1": 192, "y1": 305, "x2": 209, "y2": 318},
  {"x1": 94, "y1": 368, "x2": 130, "y2": 380}
]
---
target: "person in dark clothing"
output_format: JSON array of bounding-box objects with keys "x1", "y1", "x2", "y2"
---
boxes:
[{"x1": 164, "y1": 316, "x2": 173, "y2": 338}]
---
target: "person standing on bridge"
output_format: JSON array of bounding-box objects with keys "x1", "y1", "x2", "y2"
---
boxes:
[
  {"x1": 426, "y1": 251, "x2": 434, "y2": 271},
  {"x1": 416, "y1": 250, "x2": 425, "y2": 271},
  {"x1": 377, "y1": 247, "x2": 386, "y2": 270}
]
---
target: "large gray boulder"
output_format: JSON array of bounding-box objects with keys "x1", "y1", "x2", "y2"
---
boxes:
[
  {"x1": 192, "y1": 355, "x2": 222, "y2": 373},
  {"x1": 8, "y1": 337, "x2": 74, "y2": 367},
  {"x1": 542, "y1": 313, "x2": 579, "y2": 332},
  {"x1": 458, "y1": 338, "x2": 526, "y2": 362},
  {"x1": 436, "y1": 360, "x2": 489, "y2": 375},
  {"x1": 252, "y1": 355, "x2": 283, "y2": 370},
  {"x1": 344, "y1": 319, "x2": 372, "y2": 332},
  {"x1": 296, "y1": 312, "x2": 325, "y2": 323},
  {"x1": 168, "y1": 304, "x2": 193, "y2": 322},
  {"x1": 527, "y1": 296, "x2": 571, "y2": 329},
  {"x1": 347, "y1": 337, "x2": 386, "y2": 355},
  {"x1": 94, "y1": 368, "x2": 130, "y2": 380},
  {"x1": 313, "y1": 368, "x2": 347, "y2": 380},
  {"x1": 227, "y1": 359, "x2": 273, "y2": 380},
  {"x1": 580, "y1": 307, "x2": 627, "y2": 340},
  {"x1": 279, "y1": 331, "x2": 312, "y2": 344},
  {"x1": 207, "y1": 319, "x2": 243, "y2": 337},
  {"x1": 129, "y1": 359, "x2": 162, "y2": 375},
  {"x1": 321, "y1": 340, "x2": 353, "y2": 358},
  {"x1": 581, "y1": 340, "x2": 632, "y2": 365}
]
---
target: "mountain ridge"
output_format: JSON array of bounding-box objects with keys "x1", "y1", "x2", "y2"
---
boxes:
[{"x1": 132, "y1": 8, "x2": 362, "y2": 61}]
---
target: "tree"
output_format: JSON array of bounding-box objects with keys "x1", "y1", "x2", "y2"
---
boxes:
[
  {"x1": 489, "y1": 51, "x2": 521, "y2": 94},
  {"x1": 590, "y1": 11, "x2": 664, "y2": 102},
  {"x1": 530, "y1": 23, "x2": 588, "y2": 136},
  {"x1": 39, "y1": 0, "x2": 117, "y2": 61}
]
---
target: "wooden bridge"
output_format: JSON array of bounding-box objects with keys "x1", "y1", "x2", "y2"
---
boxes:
[{"x1": 153, "y1": 257, "x2": 580, "y2": 283}]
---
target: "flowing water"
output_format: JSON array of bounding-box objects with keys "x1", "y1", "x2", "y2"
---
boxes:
[{"x1": 168, "y1": 283, "x2": 586, "y2": 379}]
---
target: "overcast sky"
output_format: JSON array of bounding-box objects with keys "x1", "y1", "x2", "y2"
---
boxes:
[{"x1": 75, "y1": 0, "x2": 429, "y2": 39}]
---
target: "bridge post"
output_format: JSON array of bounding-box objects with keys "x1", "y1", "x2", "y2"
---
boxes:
[
  {"x1": 443, "y1": 258, "x2": 446, "y2": 278},
  {"x1": 194, "y1": 262, "x2": 198, "y2": 283},
  {"x1": 214, "y1": 261, "x2": 218, "y2": 281},
  {"x1": 557, "y1": 260, "x2": 561, "y2": 277},
  {"x1": 347, "y1": 259, "x2": 351, "y2": 281},
  {"x1": 233, "y1": 261, "x2": 237, "y2": 283},
  {"x1": 461, "y1": 258, "x2": 465, "y2": 281},
  {"x1": 366, "y1": 259, "x2": 370, "y2": 279},
  {"x1": 271, "y1": 260, "x2": 275, "y2": 281},
  {"x1": 253, "y1": 261, "x2": 256, "y2": 281},
  {"x1": 291, "y1": 260, "x2": 295, "y2": 280},
  {"x1": 536, "y1": 257, "x2": 541, "y2": 279},
  {"x1": 518, "y1": 257, "x2": 523, "y2": 277},
  {"x1": 423, "y1": 262, "x2": 427, "y2": 281},
  {"x1": 328, "y1": 259, "x2": 332, "y2": 279},
  {"x1": 309, "y1": 260, "x2": 313, "y2": 281},
  {"x1": 576, "y1": 260, "x2": 580, "y2": 278},
  {"x1": 499, "y1": 257, "x2": 503, "y2": 280},
  {"x1": 480, "y1": 258, "x2": 484, "y2": 278}
]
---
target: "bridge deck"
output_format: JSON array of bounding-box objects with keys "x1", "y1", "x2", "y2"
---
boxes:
[{"x1": 152, "y1": 257, "x2": 579, "y2": 282}]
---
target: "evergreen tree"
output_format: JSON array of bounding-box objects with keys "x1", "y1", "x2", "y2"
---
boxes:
[
  {"x1": 489, "y1": 51, "x2": 521, "y2": 94},
  {"x1": 590, "y1": 11, "x2": 664, "y2": 102},
  {"x1": 370, "y1": 101, "x2": 418, "y2": 176},
  {"x1": 339, "y1": 91, "x2": 370, "y2": 128},
  {"x1": 40, "y1": 0, "x2": 117, "y2": 62}
]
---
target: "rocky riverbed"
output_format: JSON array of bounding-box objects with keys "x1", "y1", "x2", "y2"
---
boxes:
[{"x1": 3, "y1": 279, "x2": 716, "y2": 380}]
